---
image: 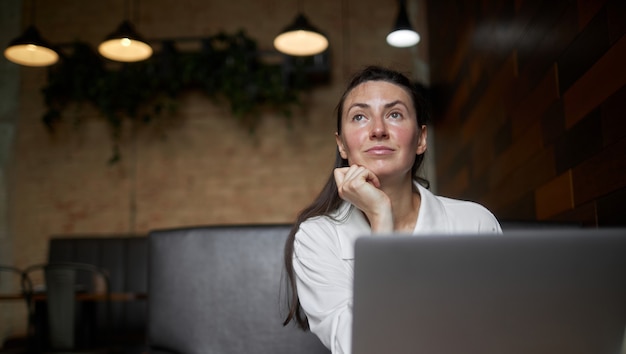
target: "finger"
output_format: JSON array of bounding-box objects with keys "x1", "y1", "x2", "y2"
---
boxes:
[
  {"x1": 343, "y1": 165, "x2": 365, "y2": 183},
  {"x1": 364, "y1": 169, "x2": 381, "y2": 188},
  {"x1": 345, "y1": 165, "x2": 380, "y2": 189},
  {"x1": 334, "y1": 167, "x2": 350, "y2": 186}
]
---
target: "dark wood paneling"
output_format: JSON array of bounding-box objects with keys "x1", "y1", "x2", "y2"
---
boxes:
[
  {"x1": 435, "y1": 140, "x2": 471, "y2": 193},
  {"x1": 450, "y1": 34, "x2": 474, "y2": 84},
  {"x1": 554, "y1": 108, "x2": 603, "y2": 174},
  {"x1": 494, "y1": 120, "x2": 513, "y2": 156},
  {"x1": 459, "y1": 73, "x2": 489, "y2": 123},
  {"x1": 493, "y1": 191, "x2": 536, "y2": 221},
  {"x1": 515, "y1": 1, "x2": 578, "y2": 96},
  {"x1": 474, "y1": 1, "x2": 518, "y2": 73},
  {"x1": 427, "y1": 1, "x2": 476, "y2": 83},
  {"x1": 460, "y1": 54, "x2": 518, "y2": 145},
  {"x1": 596, "y1": 185, "x2": 626, "y2": 225},
  {"x1": 439, "y1": 166, "x2": 470, "y2": 199},
  {"x1": 572, "y1": 137, "x2": 626, "y2": 205},
  {"x1": 540, "y1": 101, "x2": 566, "y2": 147},
  {"x1": 486, "y1": 147, "x2": 556, "y2": 211},
  {"x1": 534, "y1": 170, "x2": 573, "y2": 219},
  {"x1": 430, "y1": 0, "x2": 625, "y2": 226},
  {"x1": 443, "y1": 78, "x2": 471, "y2": 125},
  {"x1": 488, "y1": 120, "x2": 545, "y2": 190},
  {"x1": 558, "y1": 6, "x2": 610, "y2": 94},
  {"x1": 601, "y1": 83, "x2": 626, "y2": 146},
  {"x1": 433, "y1": 127, "x2": 464, "y2": 179},
  {"x1": 607, "y1": 0, "x2": 626, "y2": 44},
  {"x1": 510, "y1": 64, "x2": 560, "y2": 139},
  {"x1": 577, "y1": 0, "x2": 609, "y2": 29},
  {"x1": 552, "y1": 201, "x2": 598, "y2": 226},
  {"x1": 563, "y1": 33, "x2": 626, "y2": 127}
]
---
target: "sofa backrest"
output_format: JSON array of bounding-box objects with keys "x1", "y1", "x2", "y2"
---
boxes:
[{"x1": 147, "y1": 224, "x2": 329, "y2": 354}]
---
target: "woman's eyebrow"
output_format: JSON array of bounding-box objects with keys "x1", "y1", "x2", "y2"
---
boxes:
[
  {"x1": 347, "y1": 102, "x2": 369, "y2": 110},
  {"x1": 384, "y1": 100, "x2": 408, "y2": 109},
  {"x1": 346, "y1": 100, "x2": 409, "y2": 113}
]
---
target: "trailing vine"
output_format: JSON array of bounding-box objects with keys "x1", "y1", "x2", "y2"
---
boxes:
[{"x1": 42, "y1": 30, "x2": 314, "y2": 162}]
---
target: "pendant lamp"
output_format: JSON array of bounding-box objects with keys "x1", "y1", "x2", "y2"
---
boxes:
[
  {"x1": 386, "y1": 0, "x2": 420, "y2": 48},
  {"x1": 4, "y1": 0, "x2": 59, "y2": 67},
  {"x1": 4, "y1": 25, "x2": 59, "y2": 67},
  {"x1": 98, "y1": 20, "x2": 152, "y2": 62},
  {"x1": 274, "y1": 13, "x2": 329, "y2": 56}
]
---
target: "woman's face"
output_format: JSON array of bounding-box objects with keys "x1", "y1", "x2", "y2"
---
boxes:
[{"x1": 336, "y1": 80, "x2": 427, "y2": 181}]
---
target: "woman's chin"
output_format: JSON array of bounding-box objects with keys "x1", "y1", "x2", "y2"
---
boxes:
[{"x1": 370, "y1": 165, "x2": 414, "y2": 182}]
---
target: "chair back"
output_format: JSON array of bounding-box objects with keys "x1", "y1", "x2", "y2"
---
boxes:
[
  {"x1": 0, "y1": 265, "x2": 30, "y2": 298},
  {"x1": 147, "y1": 225, "x2": 329, "y2": 354},
  {"x1": 23, "y1": 262, "x2": 111, "y2": 352},
  {"x1": 0, "y1": 266, "x2": 32, "y2": 351}
]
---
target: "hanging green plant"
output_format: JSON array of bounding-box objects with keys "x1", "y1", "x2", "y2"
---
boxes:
[{"x1": 42, "y1": 30, "x2": 315, "y2": 163}]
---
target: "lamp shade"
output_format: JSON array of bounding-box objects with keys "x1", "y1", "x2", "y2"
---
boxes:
[
  {"x1": 274, "y1": 14, "x2": 329, "y2": 56},
  {"x1": 386, "y1": 0, "x2": 420, "y2": 48},
  {"x1": 4, "y1": 25, "x2": 59, "y2": 67},
  {"x1": 98, "y1": 20, "x2": 153, "y2": 62}
]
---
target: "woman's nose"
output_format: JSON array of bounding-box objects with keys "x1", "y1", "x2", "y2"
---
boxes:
[{"x1": 370, "y1": 117, "x2": 388, "y2": 139}]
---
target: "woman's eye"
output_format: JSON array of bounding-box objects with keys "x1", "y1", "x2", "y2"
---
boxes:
[
  {"x1": 389, "y1": 112, "x2": 402, "y2": 119},
  {"x1": 352, "y1": 114, "x2": 365, "y2": 121}
]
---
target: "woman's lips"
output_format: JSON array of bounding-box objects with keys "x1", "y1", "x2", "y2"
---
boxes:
[{"x1": 365, "y1": 146, "x2": 395, "y2": 155}]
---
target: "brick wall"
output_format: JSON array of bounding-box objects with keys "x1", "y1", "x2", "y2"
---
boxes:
[
  {"x1": 5, "y1": 0, "x2": 427, "y2": 270},
  {"x1": 2, "y1": 0, "x2": 430, "y2": 341},
  {"x1": 428, "y1": 0, "x2": 626, "y2": 226}
]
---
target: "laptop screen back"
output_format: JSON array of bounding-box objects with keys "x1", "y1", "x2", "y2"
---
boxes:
[{"x1": 352, "y1": 229, "x2": 626, "y2": 354}]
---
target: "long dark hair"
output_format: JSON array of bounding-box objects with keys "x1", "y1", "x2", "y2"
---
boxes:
[{"x1": 282, "y1": 65, "x2": 430, "y2": 329}]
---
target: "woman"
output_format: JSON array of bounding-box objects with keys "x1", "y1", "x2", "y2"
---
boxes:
[{"x1": 283, "y1": 66, "x2": 501, "y2": 353}]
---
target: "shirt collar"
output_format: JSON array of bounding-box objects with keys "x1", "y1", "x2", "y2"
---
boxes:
[
  {"x1": 413, "y1": 182, "x2": 450, "y2": 233},
  {"x1": 334, "y1": 181, "x2": 449, "y2": 259}
]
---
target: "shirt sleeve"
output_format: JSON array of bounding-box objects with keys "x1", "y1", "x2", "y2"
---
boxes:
[
  {"x1": 438, "y1": 197, "x2": 503, "y2": 234},
  {"x1": 292, "y1": 219, "x2": 354, "y2": 354},
  {"x1": 472, "y1": 203, "x2": 502, "y2": 234}
]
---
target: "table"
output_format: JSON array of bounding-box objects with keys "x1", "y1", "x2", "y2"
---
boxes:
[
  {"x1": 33, "y1": 292, "x2": 148, "y2": 302},
  {"x1": 0, "y1": 294, "x2": 25, "y2": 301},
  {"x1": 1, "y1": 292, "x2": 148, "y2": 301},
  {"x1": 26, "y1": 292, "x2": 148, "y2": 352}
]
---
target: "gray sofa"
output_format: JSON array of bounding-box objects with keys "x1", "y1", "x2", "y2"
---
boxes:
[
  {"x1": 46, "y1": 220, "x2": 580, "y2": 353},
  {"x1": 147, "y1": 224, "x2": 329, "y2": 354}
]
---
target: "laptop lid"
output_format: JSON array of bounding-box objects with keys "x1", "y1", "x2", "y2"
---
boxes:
[{"x1": 352, "y1": 228, "x2": 626, "y2": 354}]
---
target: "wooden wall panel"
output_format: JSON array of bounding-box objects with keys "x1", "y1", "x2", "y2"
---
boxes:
[
  {"x1": 460, "y1": 54, "x2": 518, "y2": 145},
  {"x1": 572, "y1": 137, "x2": 626, "y2": 206},
  {"x1": 514, "y1": 1, "x2": 578, "y2": 99},
  {"x1": 563, "y1": 33, "x2": 626, "y2": 128},
  {"x1": 577, "y1": 0, "x2": 608, "y2": 29},
  {"x1": 601, "y1": 85, "x2": 626, "y2": 146},
  {"x1": 485, "y1": 147, "x2": 556, "y2": 212},
  {"x1": 558, "y1": 6, "x2": 610, "y2": 94},
  {"x1": 535, "y1": 170, "x2": 573, "y2": 219},
  {"x1": 510, "y1": 64, "x2": 559, "y2": 139},
  {"x1": 596, "y1": 186, "x2": 626, "y2": 225},
  {"x1": 552, "y1": 201, "x2": 598, "y2": 226},
  {"x1": 540, "y1": 101, "x2": 566, "y2": 147},
  {"x1": 488, "y1": 120, "x2": 545, "y2": 190},
  {"x1": 607, "y1": 0, "x2": 626, "y2": 44},
  {"x1": 554, "y1": 108, "x2": 603, "y2": 174},
  {"x1": 429, "y1": 0, "x2": 626, "y2": 226}
]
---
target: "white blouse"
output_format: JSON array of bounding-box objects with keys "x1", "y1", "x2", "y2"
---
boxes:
[{"x1": 292, "y1": 183, "x2": 502, "y2": 354}]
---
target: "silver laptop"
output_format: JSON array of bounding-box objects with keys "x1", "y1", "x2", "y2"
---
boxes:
[{"x1": 352, "y1": 228, "x2": 626, "y2": 354}]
